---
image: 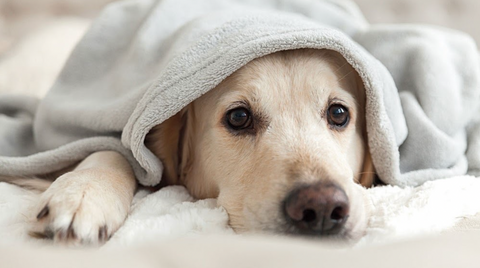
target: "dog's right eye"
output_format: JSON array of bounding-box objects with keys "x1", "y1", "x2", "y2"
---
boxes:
[{"x1": 226, "y1": 107, "x2": 253, "y2": 130}]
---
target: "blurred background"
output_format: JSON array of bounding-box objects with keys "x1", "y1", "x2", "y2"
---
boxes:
[
  {"x1": 0, "y1": 0, "x2": 479, "y2": 95},
  {"x1": 1, "y1": 0, "x2": 479, "y2": 51}
]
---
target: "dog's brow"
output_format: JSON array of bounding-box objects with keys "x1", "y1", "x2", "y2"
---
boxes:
[
  {"x1": 226, "y1": 100, "x2": 249, "y2": 110},
  {"x1": 328, "y1": 97, "x2": 350, "y2": 107}
]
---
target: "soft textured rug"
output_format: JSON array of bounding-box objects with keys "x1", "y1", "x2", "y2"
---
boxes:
[{"x1": 2, "y1": 175, "x2": 480, "y2": 247}]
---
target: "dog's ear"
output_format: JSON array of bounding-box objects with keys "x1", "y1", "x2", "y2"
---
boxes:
[
  {"x1": 353, "y1": 70, "x2": 376, "y2": 188},
  {"x1": 145, "y1": 106, "x2": 193, "y2": 186},
  {"x1": 359, "y1": 148, "x2": 375, "y2": 187}
]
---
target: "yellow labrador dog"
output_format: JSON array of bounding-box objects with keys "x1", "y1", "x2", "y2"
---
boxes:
[{"x1": 17, "y1": 49, "x2": 374, "y2": 245}]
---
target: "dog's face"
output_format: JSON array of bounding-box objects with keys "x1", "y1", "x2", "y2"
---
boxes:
[{"x1": 146, "y1": 49, "x2": 374, "y2": 240}]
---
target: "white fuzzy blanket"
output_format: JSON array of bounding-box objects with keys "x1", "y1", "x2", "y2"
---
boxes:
[
  {"x1": 2, "y1": 175, "x2": 480, "y2": 248},
  {"x1": 1, "y1": 14, "x2": 480, "y2": 250}
]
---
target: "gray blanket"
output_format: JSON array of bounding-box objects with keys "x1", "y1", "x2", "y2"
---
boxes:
[{"x1": 1, "y1": 0, "x2": 479, "y2": 187}]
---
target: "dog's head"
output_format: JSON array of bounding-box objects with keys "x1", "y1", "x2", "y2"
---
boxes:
[{"x1": 146, "y1": 49, "x2": 374, "y2": 240}]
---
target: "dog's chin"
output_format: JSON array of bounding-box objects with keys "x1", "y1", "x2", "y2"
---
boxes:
[
  {"x1": 281, "y1": 218, "x2": 366, "y2": 244},
  {"x1": 231, "y1": 212, "x2": 367, "y2": 244},
  {"x1": 232, "y1": 221, "x2": 362, "y2": 246}
]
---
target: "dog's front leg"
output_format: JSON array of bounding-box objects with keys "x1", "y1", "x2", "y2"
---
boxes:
[{"x1": 31, "y1": 151, "x2": 137, "y2": 246}]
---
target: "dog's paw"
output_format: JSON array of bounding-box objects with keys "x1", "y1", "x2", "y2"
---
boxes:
[{"x1": 30, "y1": 169, "x2": 132, "y2": 246}]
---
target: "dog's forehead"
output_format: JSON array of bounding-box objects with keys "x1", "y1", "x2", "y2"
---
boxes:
[
  {"x1": 201, "y1": 49, "x2": 360, "y2": 123},
  {"x1": 227, "y1": 50, "x2": 356, "y2": 108}
]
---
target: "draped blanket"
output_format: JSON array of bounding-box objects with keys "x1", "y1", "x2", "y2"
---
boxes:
[{"x1": 1, "y1": 0, "x2": 479, "y2": 187}]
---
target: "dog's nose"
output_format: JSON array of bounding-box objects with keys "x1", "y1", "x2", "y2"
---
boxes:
[{"x1": 284, "y1": 182, "x2": 349, "y2": 235}]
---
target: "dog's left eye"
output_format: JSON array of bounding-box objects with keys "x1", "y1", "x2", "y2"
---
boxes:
[
  {"x1": 327, "y1": 104, "x2": 350, "y2": 128},
  {"x1": 226, "y1": 107, "x2": 253, "y2": 130}
]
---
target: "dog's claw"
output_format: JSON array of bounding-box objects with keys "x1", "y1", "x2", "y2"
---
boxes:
[
  {"x1": 56, "y1": 229, "x2": 68, "y2": 241},
  {"x1": 36, "y1": 206, "x2": 49, "y2": 220},
  {"x1": 44, "y1": 228, "x2": 54, "y2": 239},
  {"x1": 98, "y1": 225, "x2": 108, "y2": 242},
  {"x1": 28, "y1": 230, "x2": 52, "y2": 239},
  {"x1": 67, "y1": 221, "x2": 77, "y2": 240}
]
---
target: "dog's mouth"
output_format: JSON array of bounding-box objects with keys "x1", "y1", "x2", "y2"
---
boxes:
[
  {"x1": 236, "y1": 181, "x2": 355, "y2": 240},
  {"x1": 280, "y1": 222, "x2": 351, "y2": 241},
  {"x1": 282, "y1": 213, "x2": 350, "y2": 237}
]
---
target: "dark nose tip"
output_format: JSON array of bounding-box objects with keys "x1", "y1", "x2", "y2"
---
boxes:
[{"x1": 284, "y1": 182, "x2": 349, "y2": 235}]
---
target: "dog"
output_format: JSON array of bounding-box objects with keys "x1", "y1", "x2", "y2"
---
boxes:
[{"x1": 9, "y1": 48, "x2": 375, "y2": 245}]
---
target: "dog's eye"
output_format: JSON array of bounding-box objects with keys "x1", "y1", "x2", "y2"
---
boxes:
[
  {"x1": 327, "y1": 104, "x2": 349, "y2": 128},
  {"x1": 226, "y1": 108, "x2": 253, "y2": 130}
]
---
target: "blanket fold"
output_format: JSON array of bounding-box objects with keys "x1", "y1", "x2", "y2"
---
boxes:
[{"x1": 1, "y1": 0, "x2": 479, "y2": 187}]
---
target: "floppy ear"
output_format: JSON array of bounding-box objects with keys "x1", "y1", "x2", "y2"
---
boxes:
[
  {"x1": 359, "y1": 148, "x2": 375, "y2": 187},
  {"x1": 144, "y1": 106, "x2": 193, "y2": 186},
  {"x1": 354, "y1": 73, "x2": 376, "y2": 188}
]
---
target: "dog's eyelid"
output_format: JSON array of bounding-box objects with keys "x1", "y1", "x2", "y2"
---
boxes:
[
  {"x1": 320, "y1": 97, "x2": 347, "y2": 118},
  {"x1": 226, "y1": 100, "x2": 250, "y2": 111},
  {"x1": 327, "y1": 97, "x2": 356, "y2": 118},
  {"x1": 328, "y1": 97, "x2": 348, "y2": 107}
]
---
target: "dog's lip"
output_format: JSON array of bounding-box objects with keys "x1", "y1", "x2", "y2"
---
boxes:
[
  {"x1": 277, "y1": 214, "x2": 351, "y2": 238},
  {"x1": 284, "y1": 217, "x2": 350, "y2": 237},
  {"x1": 279, "y1": 228, "x2": 352, "y2": 243}
]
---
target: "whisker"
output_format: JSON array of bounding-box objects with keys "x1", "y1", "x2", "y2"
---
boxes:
[
  {"x1": 333, "y1": 61, "x2": 352, "y2": 81},
  {"x1": 335, "y1": 61, "x2": 348, "y2": 72},
  {"x1": 337, "y1": 69, "x2": 354, "y2": 82}
]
